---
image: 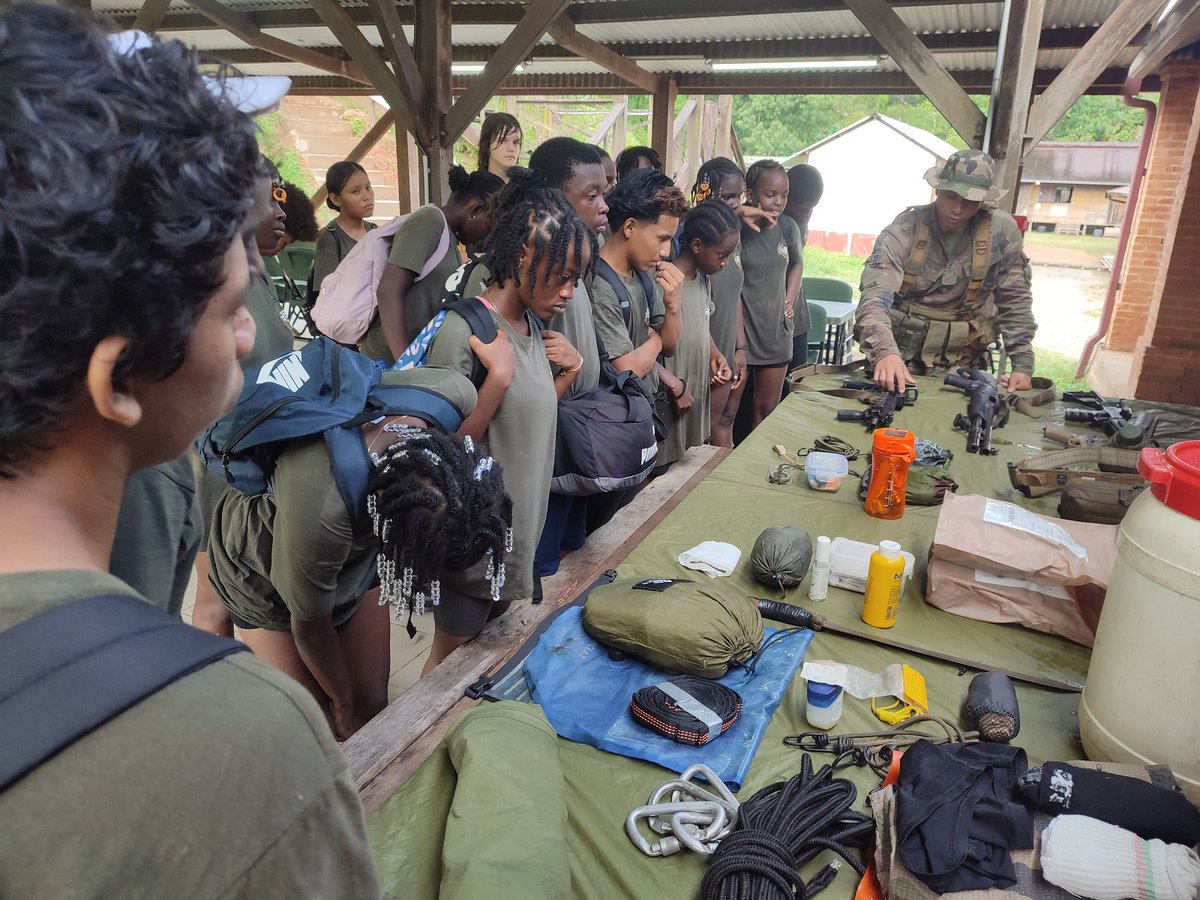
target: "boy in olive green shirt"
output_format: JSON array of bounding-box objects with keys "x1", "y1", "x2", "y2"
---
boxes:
[{"x1": 0, "y1": 11, "x2": 380, "y2": 897}]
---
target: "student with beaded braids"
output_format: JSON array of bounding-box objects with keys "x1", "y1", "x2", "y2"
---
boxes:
[
  {"x1": 424, "y1": 167, "x2": 593, "y2": 670},
  {"x1": 366, "y1": 164, "x2": 503, "y2": 366},
  {"x1": 740, "y1": 159, "x2": 804, "y2": 427},
  {"x1": 207, "y1": 367, "x2": 508, "y2": 739},
  {"x1": 659, "y1": 200, "x2": 738, "y2": 464}
]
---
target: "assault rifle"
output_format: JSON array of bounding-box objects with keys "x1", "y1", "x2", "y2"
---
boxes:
[
  {"x1": 1061, "y1": 391, "x2": 1158, "y2": 447},
  {"x1": 835, "y1": 381, "x2": 919, "y2": 430},
  {"x1": 944, "y1": 368, "x2": 1005, "y2": 455}
]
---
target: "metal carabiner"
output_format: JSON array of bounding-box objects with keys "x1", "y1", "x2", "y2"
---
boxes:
[{"x1": 625, "y1": 802, "x2": 723, "y2": 857}]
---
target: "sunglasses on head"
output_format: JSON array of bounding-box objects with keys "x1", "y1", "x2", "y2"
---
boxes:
[{"x1": 272, "y1": 182, "x2": 287, "y2": 203}]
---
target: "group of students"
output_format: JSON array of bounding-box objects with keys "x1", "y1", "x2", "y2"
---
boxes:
[{"x1": 0, "y1": 5, "x2": 836, "y2": 893}]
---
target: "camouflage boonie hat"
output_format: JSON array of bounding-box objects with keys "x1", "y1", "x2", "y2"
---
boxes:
[{"x1": 924, "y1": 149, "x2": 1006, "y2": 202}]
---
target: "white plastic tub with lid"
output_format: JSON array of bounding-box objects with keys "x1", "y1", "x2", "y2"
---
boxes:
[{"x1": 1078, "y1": 442, "x2": 1200, "y2": 803}]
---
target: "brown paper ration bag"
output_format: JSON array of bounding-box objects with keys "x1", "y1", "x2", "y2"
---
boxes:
[{"x1": 930, "y1": 493, "x2": 1117, "y2": 587}]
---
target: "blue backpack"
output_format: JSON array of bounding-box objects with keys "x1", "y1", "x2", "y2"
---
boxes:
[{"x1": 197, "y1": 337, "x2": 467, "y2": 528}]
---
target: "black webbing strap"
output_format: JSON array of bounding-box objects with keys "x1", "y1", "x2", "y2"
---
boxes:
[{"x1": 0, "y1": 594, "x2": 247, "y2": 791}]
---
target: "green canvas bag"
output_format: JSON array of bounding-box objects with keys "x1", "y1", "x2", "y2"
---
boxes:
[{"x1": 582, "y1": 578, "x2": 763, "y2": 679}]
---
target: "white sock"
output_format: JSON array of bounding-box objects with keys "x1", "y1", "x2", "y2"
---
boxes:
[{"x1": 1041, "y1": 815, "x2": 1200, "y2": 900}]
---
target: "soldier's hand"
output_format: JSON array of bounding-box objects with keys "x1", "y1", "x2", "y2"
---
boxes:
[
  {"x1": 874, "y1": 354, "x2": 916, "y2": 392},
  {"x1": 1001, "y1": 371, "x2": 1032, "y2": 392}
]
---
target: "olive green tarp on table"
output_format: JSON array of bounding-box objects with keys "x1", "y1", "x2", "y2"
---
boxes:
[{"x1": 367, "y1": 375, "x2": 1173, "y2": 899}]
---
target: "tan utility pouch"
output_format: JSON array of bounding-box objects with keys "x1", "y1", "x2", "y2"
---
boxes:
[{"x1": 1007, "y1": 447, "x2": 1146, "y2": 525}]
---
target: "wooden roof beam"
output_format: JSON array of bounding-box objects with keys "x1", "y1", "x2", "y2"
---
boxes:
[
  {"x1": 365, "y1": 0, "x2": 430, "y2": 146},
  {"x1": 132, "y1": 0, "x2": 172, "y2": 34},
  {"x1": 187, "y1": 0, "x2": 372, "y2": 85},
  {"x1": 1127, "y1": 0, "x2": 1200, "y2": 83},
  {"x1": 844, "y1": 0, "x2": 986, "y2": 147},
  {"x1": 1025, "y1": 0, "x2": 1167, "y2": 148},
  {"x1": 444, "y1": 0, "x2": 573, "y2": 142},
  {"x1": 546, "y1": 15, "x2": 660, "y2": 94},
  {"x1": 308, "y1": 0, "x2": 419, "y2": 137},
  {"x1": 988, "y1": 0, "x2": 1047, "y2": 201}
]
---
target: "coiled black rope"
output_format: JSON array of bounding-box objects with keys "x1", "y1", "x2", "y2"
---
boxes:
[
  {"x1": 700, "y1": 754, "x2": 875, "y2": 900},
  {"x1": 630, "y1": 676, "x2": 742, "y2": 746}
]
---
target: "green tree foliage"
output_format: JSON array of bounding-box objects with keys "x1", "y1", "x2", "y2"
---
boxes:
[
  {"x1": 1045, "y1": 94, "x2": 1154, "y2": 142},
  {"x1": 255, "y1": 112, "x2": 315, "y2": 192}
]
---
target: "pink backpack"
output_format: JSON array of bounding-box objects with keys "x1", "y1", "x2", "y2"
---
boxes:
[{"x1": 311, "y1": 207, "x2": 451, "y2": 345}]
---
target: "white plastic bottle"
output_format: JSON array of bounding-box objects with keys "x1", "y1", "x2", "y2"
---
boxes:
[{"x1": 808, "y1": 535, "x2": 831, "y2": 602}]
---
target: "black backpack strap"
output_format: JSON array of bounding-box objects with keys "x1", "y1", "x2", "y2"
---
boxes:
[
  {"x1": 593, "y1": 258, "x2": 634, "y2": 328},
  {"x1": 635, "y1": 269, "x2": 656, "y2": 318},
  {"x1": 445, "y1": 297, "x2": 500, "y2": 389},
  {"x1": 0, "y1": 594, "x2": 246, "y2": 792}
]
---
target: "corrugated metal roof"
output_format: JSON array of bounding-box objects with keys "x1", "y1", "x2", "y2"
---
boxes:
[{"x1": 1022, "y1": 141, "x2": 1141, "y2": 184}]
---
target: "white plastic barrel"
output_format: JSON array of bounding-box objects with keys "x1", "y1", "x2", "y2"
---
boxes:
[{"x1": 1078, "y1": 443, "x2": 1200, "y2": 802}]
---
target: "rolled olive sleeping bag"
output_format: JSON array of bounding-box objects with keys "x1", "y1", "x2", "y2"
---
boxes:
[
  {"x1": 582, "y1": 578, "x2": 764, "y2": 679},
  {"x1": 749, "y1": 526, "x2": 813, "y2": 589}
]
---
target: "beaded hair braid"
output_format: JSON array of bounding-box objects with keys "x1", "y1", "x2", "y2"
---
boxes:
[
  {"x1": 692, "y1": 157, "x2": 743, "y2": 205},
  {"x1": 480, "y1": 166, "x2": 596, "y2": 290},
  {"x1": 367, "y1": 428, "x2": 513, "y2": 617}
]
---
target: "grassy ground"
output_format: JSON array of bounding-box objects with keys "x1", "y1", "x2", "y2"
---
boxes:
[
  {"x1": 1022, "y1": 231, "x2": 1118, "y2": 256},
  {"x1": 803, "y1": 247, "x2": 866, "y2": 291},
  {"x1": 1031, "y1": 347, "x2": 1088, "y2": 392}
]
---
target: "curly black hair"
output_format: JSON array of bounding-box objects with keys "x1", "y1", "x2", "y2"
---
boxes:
[
  {"x1": 604, "y1": 168, "x2": 688, "y2": 233},
  {"x1": 479, "y1": 167, "x2": 597, "y2": 290},
  {"x1": 448, "y1": 163, "x2": 505, "y2": 206},
  {"x1": 692, "y1": 157, "x2": 744, "y2": 204},
  {"x1": 281, "y1": 181, "x2": 319, "y2": 242},
  {"x1": 745, "y1": 158, "x2": 787, "y2": 192},
  {"x1": 0, "y1": 4, "x2": 260, "y2": 477},
  {"x1": 681, "y1": 199, "x2": 740, "y2": 249},
  {"x1": 477, "y1": 111, "x2": 521, "y2": 173},
  {"x1": 615, "y1": 145, "x2": 662, "y2": 178},
  {"x1": 368, "y1": 429, "x2": 512, "y2": 598},
  {"x1": 528, "y1": 137, "x2": 601, "y2": 191}
]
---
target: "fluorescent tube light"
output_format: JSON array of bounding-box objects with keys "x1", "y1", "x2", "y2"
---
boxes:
[
  {"x1": 452, "y1": 63, "x2": 485, "y2": 74},
  {"x1": 711, "y1": 59, "x2": 878, "y2": 72}
]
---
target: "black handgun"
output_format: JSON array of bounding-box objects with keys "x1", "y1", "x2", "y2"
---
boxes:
[
  {"x1": 944, "y1": 368, "x2": 1004, "y2": 455},
  {"x1": 1062, "y1": 391, "x2": 1158, "y2": 446},
  {"x1": 836, "y1": 382, "x2": 919, "y2": 430}
]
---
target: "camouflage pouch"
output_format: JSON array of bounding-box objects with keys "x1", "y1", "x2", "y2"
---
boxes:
[
  {"x1": 888, "y1": 305, "x2": 930, "y2": 364},
  {"x1": 920, "y1": 319, "x2": 971, "y2": 369}
]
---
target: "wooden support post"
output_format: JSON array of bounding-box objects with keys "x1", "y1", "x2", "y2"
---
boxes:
[
  {"x1": 681, "y1": 99, "x2": 703, "y2": 187},
  {"x1": 415, "y1": 0, "x2": 453, "y2": 204},
  {"x1": 444, "y1": 0, "x2": 572, "y2": 141},
  {"x1": 547, "y1": 15, "x2": 661, "y2": 94},
  {"x1": 346, "y1": 445, "x2": 729, "y2": 810},
  {"x1": 589, "y1": 102, "x2": 625, "y2": 144},
  {"x1": 714, "y1": 95, "x2": 734, "y2": 159},
  {"x1": 396, "y1": 123, "x2": 416, "y2": 215},
  {"x1": 1025, "y1": 0, "x2": 1165, "y2": 149},
  {"x1": 843, "y1": 0, "x2": 986, "y2": 148},
  {"x1": 987, "y1": 0, "x2": 1046, "y2": 203},
  {"x1": 132, "y1": 0, "x2": 172, "y2": 33},
  {"x1": 365, "y1": 0, "x2": 429, "y2": 147},
  {"x1": 310, "y1": 110, "x2": 397, "y2": 210},
  {"x1": 613, "y1": 97, "x2": 628, "y2": 152},
  {"x1": 651, "y1": 76, "x2": 678, "y2": 171}
]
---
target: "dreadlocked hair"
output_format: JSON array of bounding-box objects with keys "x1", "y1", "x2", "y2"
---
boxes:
[
  {"x1": 692, "y1": 157, "x2": 743, "y2": 204},
  {"x1": 681, "y1": 199, "x2": 739, "y2": 249},
  {"x1": 480, "y1": 166, "x2": 596, "y2": 290},
  {"x1": 367, "y1": 428, "x2": 513, "y2": 613},
  {"x1": 604, "y1": 168, "x2": 688, "y2": 232},
  {"x1": 745, "y1": 158, "x2": 786, "y2": 192}
]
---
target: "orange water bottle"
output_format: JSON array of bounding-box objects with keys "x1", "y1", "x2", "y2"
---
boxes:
[{"x1": 864, "y1": 428, "x2": 916, "y2": 520}]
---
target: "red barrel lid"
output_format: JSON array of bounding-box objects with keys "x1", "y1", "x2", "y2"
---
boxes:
[{"x1": 1138, "y1": 441, "x2": 1200, "y2": 521}]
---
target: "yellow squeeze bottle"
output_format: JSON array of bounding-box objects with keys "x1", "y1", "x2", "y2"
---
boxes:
[{"x1": 861, "y1": 540, "x2": 905, "y2": 629}]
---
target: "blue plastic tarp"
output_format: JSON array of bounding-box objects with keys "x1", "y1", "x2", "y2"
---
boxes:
[{"x1": 522, "y1": 606, "x2": 812, "y2": 790}]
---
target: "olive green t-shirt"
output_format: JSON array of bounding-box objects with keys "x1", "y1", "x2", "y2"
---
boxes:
[
  {"x1": 465, "y1": 261, "x2": 601, "y2": 397},
  {"x1": 708, "y1": 244, "x2": 745, "y2": 364},
  {"x1": 0, "y1": 569, "x2": 381, "y2": 899},
  {"x1": 659, "y1": 273, "x2": 714, "y2": 466},
  {"x1": 740, "y1": 215, "x2": 803, "y2": 366},
  {"x1": 427, "y1": 307, "x2": 557, "y2": 602},
  {"x1": 209, "y1": 436, "x2": 376, "y2": 631},
  {"x1": 241, "y1": 269, "x2": 296, "y2": 374},
  {"x1": 361, "y1": 205, "x2": 461, "y2": 366},
  {"x1": 591, "y1": 266, "x2": 664, "y2": 390},
  {"x1": 109, "y1": 454, "x2": 201, "y2": 617}
]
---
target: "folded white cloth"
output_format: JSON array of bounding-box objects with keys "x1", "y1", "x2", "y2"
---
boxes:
[
  {"x1": 1041, "y1": 814, "x2": 1200, "y2": 900},
  {"x1": 678, "y1": 541, "x2": 742, "y2": 578}
]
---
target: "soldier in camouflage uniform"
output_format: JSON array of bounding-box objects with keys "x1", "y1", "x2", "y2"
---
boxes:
[{"x1": 855, "y1": 149, "x2": 1036, "y2": 392}]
